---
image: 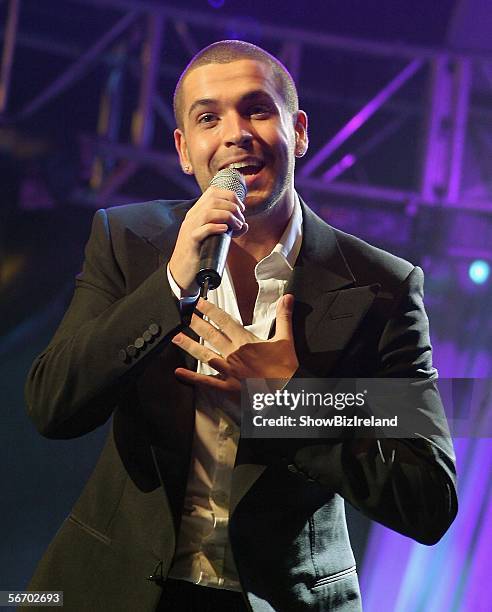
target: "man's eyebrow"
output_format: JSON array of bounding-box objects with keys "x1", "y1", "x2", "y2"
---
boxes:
[
  {"x1": 239, "y1": 90, "x2": 276, "y2": 104},
  {"x1": 188, "y1": 98, "x2": 217, "y2": 118},
  {"x1": 187, "y1": 90, "x2": 277, "y2": 118}
]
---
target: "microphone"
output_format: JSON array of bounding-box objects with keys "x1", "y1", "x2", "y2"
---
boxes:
[{"x1": 195, "y1": 168, "x2": 247, "y2": 299}]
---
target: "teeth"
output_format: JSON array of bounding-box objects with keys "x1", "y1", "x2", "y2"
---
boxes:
[{"x1": 228, "y1": 161, "x2": 261, "y2": 169}]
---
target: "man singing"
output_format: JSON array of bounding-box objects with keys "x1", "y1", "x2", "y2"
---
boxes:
[{"x1": 25, "y1": 40, "x2": 457, "y2": 611}]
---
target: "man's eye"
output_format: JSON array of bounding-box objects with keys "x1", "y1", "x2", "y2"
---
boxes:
[
  {"x1": 249, "y1": 106, "x2": 271, "y2": 117},
  {"x1": 198, "y1": 113, "x2": 217, "y2": 124}
]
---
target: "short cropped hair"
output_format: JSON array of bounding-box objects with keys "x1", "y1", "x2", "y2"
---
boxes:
[{"x1": 173, "y1": 40, "x2": 299, "y2": 131}]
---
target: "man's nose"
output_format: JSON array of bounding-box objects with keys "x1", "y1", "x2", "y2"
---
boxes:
[{"x1": 223, "y1": 113, "x2": 253, "y2": 147}]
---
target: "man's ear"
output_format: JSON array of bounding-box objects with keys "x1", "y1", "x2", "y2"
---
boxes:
[
  {"x1": 174, "y1": 129, "x2": 193, "y2": 174},
  {"x1": 294, "y1": 110, "x2": 308, "y2": 158}
]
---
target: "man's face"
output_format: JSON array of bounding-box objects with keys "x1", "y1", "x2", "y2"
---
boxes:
[{"x1": 174, "y1": 59, "x2": 307, "y2": 215}]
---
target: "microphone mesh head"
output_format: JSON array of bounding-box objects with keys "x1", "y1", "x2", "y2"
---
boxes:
[{"x1": 209, "y1": 168, "x2": 247, "y2": 202}]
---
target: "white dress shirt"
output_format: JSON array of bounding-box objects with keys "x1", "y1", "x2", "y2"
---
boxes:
[{"x1": 166, "y1": 194, "x2": 303, "y2": 590}]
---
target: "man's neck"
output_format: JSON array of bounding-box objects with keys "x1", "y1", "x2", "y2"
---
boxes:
[{"x1": 231, "y1": 190, "x2": 295, "y2": 263}]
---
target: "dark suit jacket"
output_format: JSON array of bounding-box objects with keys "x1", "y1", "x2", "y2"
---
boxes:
[{"x1": 24, "y1": 198, "x2": 458, "y2": 612}]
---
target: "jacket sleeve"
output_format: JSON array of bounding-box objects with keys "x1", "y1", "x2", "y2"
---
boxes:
[
  {"x1": 25, "y1": 208, "x2": 184, "y2": 439},
  {"x1": 292, "y1": 266, "x2": 458, "y2": 545}
]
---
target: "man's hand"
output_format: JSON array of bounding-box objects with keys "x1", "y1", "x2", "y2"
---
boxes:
[
  {"x1": 168, "y1": 186, "x2": 248, "y2": 295},
  {"x1": 171, "y1": 294, "x2": 299, "y2": 395}
]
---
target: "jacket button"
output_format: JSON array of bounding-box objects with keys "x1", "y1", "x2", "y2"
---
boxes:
[
  {"x1": 135, "y1": 337, "x2": 145, "y2": 350},
  {"x1": 127, "y1": 344, "x2": 137, "y2": 358},
  {"x1": 142, "y1": 330, "x2": 152, "y2": 343},
  {"x1": 149, "y1": 323, "x2": 160, "y2": 337},
  {"x1": 118, "y1": 349, "x2": 129, "y2": 363}
]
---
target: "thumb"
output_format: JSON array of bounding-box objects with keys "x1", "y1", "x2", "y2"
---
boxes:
[{"x1": 274, "y1": 294, "x2": 295, "y2": 340}]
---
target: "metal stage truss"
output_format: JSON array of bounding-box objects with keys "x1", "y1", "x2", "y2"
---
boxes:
[{"x1": 2, "y1": 0, "x2": 492, "y2": 260}]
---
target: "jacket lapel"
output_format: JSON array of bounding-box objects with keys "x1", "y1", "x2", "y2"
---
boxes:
[{"x1": 276, "y1": 202, "x2": 380, "y2": 376}]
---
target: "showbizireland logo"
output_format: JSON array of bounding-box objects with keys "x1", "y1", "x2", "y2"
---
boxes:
[{"x1": 251, "y1": 412, "x2": 398, "y2": 429}]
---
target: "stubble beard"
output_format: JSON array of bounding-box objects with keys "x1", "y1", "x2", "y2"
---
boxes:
[{"x1": 243, "y1": 157, "x2": 295, "y2": 219}]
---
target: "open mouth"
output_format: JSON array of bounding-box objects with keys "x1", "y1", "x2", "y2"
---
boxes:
[
  {"x1": 238, "y1": 165, "x2": 263, "y2": 176},
  {"x1": 225, "y1": 161, "x2": 265, "y2": 176}
]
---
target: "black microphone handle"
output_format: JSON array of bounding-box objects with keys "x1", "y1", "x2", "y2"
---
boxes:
[{"x1": 196, "y1": 229, "x2": 233, "y2": 293}]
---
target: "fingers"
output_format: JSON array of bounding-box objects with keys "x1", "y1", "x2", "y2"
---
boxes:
[
  {"x1": 189, "y1": 314, "x2": 234, "y2": 356},
  {"x1": 172, "y1": 332, "x2": 223, "y2": 364},
  {"x1": 201, "y1": 206, "x2": 245, "y2": 228},
  {"x1": 274, "y1": 294, "x2": 295, "y2": 341},
  {"x1": 194, "y1": 201, "x2": 249, "y2": 237},
  {"x1": 172, "y1": 331, "x2": 239, "y2": 382},
  {"x1": 189, "y1": 206, "x2": 244, "y2": 241},
  {"x1": 174, "y1": 367, "x2": 240, "y2": 395},
  {"x1": 231, "y1": 220, "x2": 249, "y2": 238},
  {"x1": 190, "y1": 191, "x2": 245, "y2": 225},
  {"x1": 186, "y1": 191, "x2": 246, "y2": 242},
  {"x1": 174, "y1": 353, "x2": 240, "y2": 395},
  {"x1": 195, "y1": 298, "x2": 256, "y2": 344},
  {"x1": 206, "y1": 186, "x2": 245, "y2": 211}
]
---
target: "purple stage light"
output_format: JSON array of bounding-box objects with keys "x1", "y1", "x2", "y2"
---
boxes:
[{"x1": 208, "y1": 0, "x2": 225, "y2": 8}]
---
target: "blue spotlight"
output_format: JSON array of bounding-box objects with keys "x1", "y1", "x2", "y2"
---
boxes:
[
  {"x1": 208, "y1": 0, "x2": 225, "y2": 8},
  {"x1": 468, "y1": 260, "x2": 490, "y2": 285}
]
